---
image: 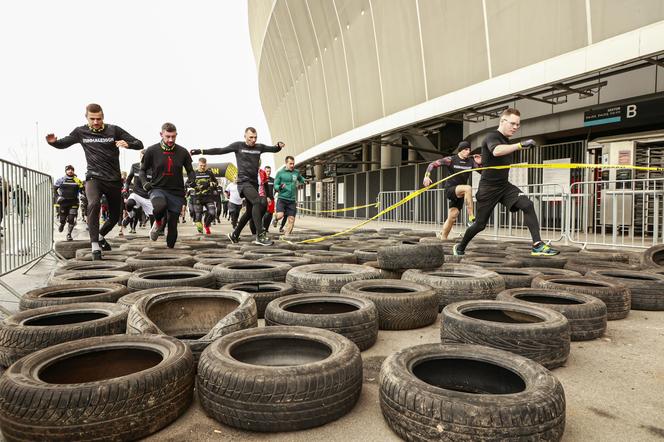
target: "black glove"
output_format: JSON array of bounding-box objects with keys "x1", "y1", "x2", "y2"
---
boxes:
[
  {"x1": 519, "y1": 139, "x2": 536, "y2": 149},
  {"x1": 143, "y1": 182, "x2": 153, "y2": 192},
  {"x1": 190, "y1": 149, "x2": 202, "y2": 155},
  {"x1": 276, "y1": 142, "x2": 285, "y2": 149}
]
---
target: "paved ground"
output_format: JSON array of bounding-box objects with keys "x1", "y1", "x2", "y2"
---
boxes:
[{"x1": 0, "y1": 215, "x2": 663, "y2": 441}]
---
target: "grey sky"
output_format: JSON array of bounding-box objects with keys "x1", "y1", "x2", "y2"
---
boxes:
[{"x1": 0, "y1": 0, "x2": 274, "y2": 180}]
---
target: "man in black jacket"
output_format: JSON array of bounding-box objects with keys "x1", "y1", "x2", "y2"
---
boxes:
[
  {"x1": 190, "y1": 127, "x2": 284, "y2": 246},
  {"x1": 46, "y1": 103, "x2": 143, "y2": 260},
  {"x1": 192, "y1": 157, "x2": 218, "y2": 235},
  {"x1": 140, "y1": 122, "x2": 195, "y2": 248},
  {"x1": 54, "y1": 165, "x2": 84, "y2": 241}
]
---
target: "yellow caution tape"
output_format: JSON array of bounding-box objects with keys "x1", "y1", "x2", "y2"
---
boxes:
[
  {"x1": 297, "y1": 202, "x2": 379, "y2": 213},
  {"x1": 298, "y1": 162, "x2": 663, "y2": 244}
]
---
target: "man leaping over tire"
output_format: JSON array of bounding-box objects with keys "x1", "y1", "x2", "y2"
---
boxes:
[
  {"x1": 190, "y1": 127, "x2": 284, "y2": 246},
  {"x1": 452, "y1": 108, "x2": 559, "y2": 257}
]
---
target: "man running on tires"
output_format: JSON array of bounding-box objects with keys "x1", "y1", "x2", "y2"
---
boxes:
[
  {"x1": 192, "y1": 157, "x2": 218, "y2": 235},
  {"x1": 272, "y1": 155, "x2": 305, "y2": 235},
  {"x1": 423, "y1": 141, "x2": 481, "y2": 239},
  {"x1": 123, "y1": 150, "x2": 154, "y2": 233},
  {"x1": 190, "y1": 127, "x2": 284, "y2": 246},
  {"x1": 54, "y1": 165, "x2": 84, "y2": 241},
  {"x1": 46, "y1": 103, "x2": 143, "y2": 260},
  {"x1": 140, "y1": 122, "x2": 195, "y2": 248},
  {"x1": 452, "y1": 108, "x2": 559, "y2": 257}
]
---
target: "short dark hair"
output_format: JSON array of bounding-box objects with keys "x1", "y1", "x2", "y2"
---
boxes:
[
  {"x1": 285, "y1": 156, "x2": 294, "y2": 163},
  {"x1": 85, "y1": 103, "x2": 103, "y2": 115},
  {"x1": 265, "y1": 165, "x2": 271, "y2": 169},
  {"x1": 245, "y1": 127, "x2": 257, "y2": 134},
  {"x1": 161, "y1": 122, "x2": 177, "y2": 132},
  {"x1": 198, "y1": 157, "x2": 207, "y2": 164},
  {"x1": 501, "y1": 108, "x2": 521, "y2": 118}
]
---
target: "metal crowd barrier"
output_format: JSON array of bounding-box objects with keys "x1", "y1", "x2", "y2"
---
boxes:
[{"x1": 0, "y1": 159, "x2": 54, "y2": 314}]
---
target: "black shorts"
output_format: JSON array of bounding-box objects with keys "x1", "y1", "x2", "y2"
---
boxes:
[
  {"x1": 475, "y1": 182, "x2": 522, "y2": 217},
  {"x1": 149, "y1": 188, "x2": 185, "y2": 214},
  {"x1": 445, "y1": 186, "x2": 464, "y2": 211},
  {"x1": 276, "y1": 199, "x2": 297, "y2": 217}
]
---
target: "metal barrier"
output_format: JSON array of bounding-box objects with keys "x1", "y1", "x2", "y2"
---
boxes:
[{"x1": 0, "y1": 159, "x2": 55, "y2": 314}]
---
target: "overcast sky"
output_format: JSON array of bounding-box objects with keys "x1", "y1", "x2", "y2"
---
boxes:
[{"x1": 0, "y1": 0, "x2": 274, "y2": 180}]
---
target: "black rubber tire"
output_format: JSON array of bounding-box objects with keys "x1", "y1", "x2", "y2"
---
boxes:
[
  {"x1": 0, "y1": 303, "x2": 127, "y2": 367},
  {"x1": 291, "y1": 242, "x2": 334, "y2": 251},
  {"x1": 0, "y1": 334, "x2": 194, "y2": 441},
  {"x1": 127, "y1": 289, "x2": 257, "y2": 365},
  {"x1": 193, "y1": 256, "x2": 246, "y2": 271},
  {"x1": 364, "y1": 261, "x2": 405, "y2": 279},
  {"x1": 264, "y1": 293, "x2": 378, "y2": 350},
  {"x1": 330, "y1": 241, "x2": 370, "y2": 253},
  {"x1": 461, "y1": 256, "x2": 525, "y2": 268},
  {"x1": 379, "y1": 343, "x2": 565, "y2": 441},
  {"x1": 340, "y1": 279, "x2": 438, "y2": 330},
  {"x1": 19, "y1": 283, "x2": 128, "y2": 311},
  {"x1": 563, "y1": 257, "x2": 641, "y2": 275},
  {"x1": 578, "y1": 248, "x2": 636, "y2": 263},
  {"x1": 377, "y1": 243, "x2": 444, "y2": 270},
  {"x1": 258, "y1": 255, "x2": 312, "y2": 267},
  {"x1": 532, "y1": 276, "x2": 631, "y2": 320},
  {"x1": 53, "y1": 260, "x2": 132, "y2": 276},
  {"x1": 485, "y1": 267, "x2": 543, "y2": 289},
  {"x1": 48, "y1": 270, "x2": 132, "y2": 286},
  {"x1": 300, "y1": 250, "x2": 358, "y2": 264},
  {"x1": 178, "y1": 240, "x2": 218, "y2": 250},
  {"x1": 140, "y1": 244, "x2": 193, "y2": 253},
  {"x1": 75, "y1": 248, "x2": 134, "y2": 260},
  {"x1": 440, "y1": 300, "x2": 570, "y2": 369},
  {"x1": 286, "y1": 263, "x2": 381, "y2": 293},
  {"x1": 352, "y1": 247, "x2": 379, "y2": 263},
  {"x1": 524, "y1": 267, "x2": 582, "y2": 277},
  {"x1": 402, "y1": 264, "x2": 505, "y2": 309},
  {"x1": 197, "y1": 326, "x2": 362, "y2": 432},
  {"x1": 496, "y1": 288, "x2": 607, "y2": 341},
  {"x1": 221, "y1": 281, "x2": 295, "y2": 318},
  {"x1": 127, "y1": 266, "x2": 216, "y2": 292},
  {"x1": 504, "y1": 250, "x2": 568, "y2": 268},
  {"x1": 640, "y1": 244, "x2": 664, "y2": 269},
  {"x1": 213, "y1": 260, "x2": 292, "y2": 285},
  {"x1": 118, "y1": 241, "x2": 154, "y2": 252},
  {"x1": 243, "y1": 248, "x2": 294, "y2": 260},
  {"x1": 53, "y1": 240, "x2": 90, "y2": 259},
  {"x1": 126, "y1": 253, "x2": 195, "y2": 270},
  {"x1": 585, "y1": 269, "x2": 664, "y2": 311},
  {"x1": 117, "y1": 286, "x2": 209, "y2": 310}
]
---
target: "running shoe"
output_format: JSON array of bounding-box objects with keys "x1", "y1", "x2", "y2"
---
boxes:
[
  {"x1": 150, "y1": 220, "x2": 162, "y2": 241},
  {"x1": 452, "y1": 244, "x2": 465, "y2": 256},
  {"x1": 467, "y1": 215, "x2": 476, "y2": 228},
  {"x1": 66, "y1": 233, "x2": 73, "y2": 241},
  {"x1": 91, "y1": 250, "x2": 102, "y2": 261},
  {"x1": 254, "y1": 232, "x2": 273, "y2": 246},
  {"x1": 98, "y1": 237, "x2": 112, "y2": 251},
  {"x1": 196, "y1": 222, "x2": 204, "y2": 233},
  {"x1": 227, "y1": 232, "x2": 239, "y2": 244},
  {"x1": 531, "y1": 242, "x2": 560, "y2": 256},
  {"x1": 58, "y1": 223, "x2": 65, "y2": 233},
  {"x1": 205, "y1": 226, "x2": 211, "y2": 235},
  {"x1": 272, "y1": 217, "x2": 278, "y2": 228},
  {"x1": 278, "y1": 228, "x2": 285, "y2": 234},
  {"x1": 130, "y1": 228, "x2": 136, "y2": 234}
]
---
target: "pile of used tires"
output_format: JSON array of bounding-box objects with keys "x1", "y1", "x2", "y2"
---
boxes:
[{"x1": 0, "y1": 231, "x2": 661, "y2": 441}]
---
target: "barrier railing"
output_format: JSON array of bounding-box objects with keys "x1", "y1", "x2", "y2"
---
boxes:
[{"x1": 0, "y1": 159, "x2": 55, "y2": 314}]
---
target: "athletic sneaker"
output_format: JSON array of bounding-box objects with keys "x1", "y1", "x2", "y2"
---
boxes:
[
  {"x1": 98, "y1": 237, "x2": 112, "y2": 251},
  {"x1": 272, "y1": 217, "x2": 278, "y2": 228},
  {"x1": 278, "y1": 228, "x2": 285, "y2": 234},
  {"x1": 91, "y1": 250, "x2": 102, "y2": 261},
  {"x1": 531, "y1": 242, "x2": 560, "y2": 256},
  {"x1": 130, "y1": 228, "x2": 136, "y2": 234},
  {"x1": 254, "y1": 232, "x2": 273, "y2": 246},
  {"x1": 452, "y1": 244, "x2": 465, "y2": 256},
  {"x1": 467, "y1": 215, "x2": 476, "y2": 228},
  {"x1": 205, "y1": 226, "x2": 211, "y2": 235},
  {"x1": 66, "y1": 233, "x2": 73, "y2": 241},
  {"x1": 58, "y1": 223, "x2": 65, "y2": 233},
  {"x1": 227, "y1": 232, "x2": 239, "y2": 244},
  {"x1": 150, "y1": 220, "x2": 162, "y2": 241},
  {"x1": 196, "y1": 222, "x2": 204, "y2": 233}
]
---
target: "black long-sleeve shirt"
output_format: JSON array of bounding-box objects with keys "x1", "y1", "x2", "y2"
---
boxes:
[
  {"x1": 201, "y1": 142, "x2": 281, "y2": 186},
  {"x1": 426, "y1": 155, "x2": 480, "y2": 188},
  {"x1": 47, "y1": 124, "x2": 143, "y2": 181},
  {"x1": 140, "y1": 143, "x2": 195, "y2": 197},
  {"x1": 125, "y1": 163, "x2": 151, "y2": 198}
]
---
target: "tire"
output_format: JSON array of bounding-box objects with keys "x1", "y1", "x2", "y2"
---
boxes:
[
  {"x1": 461, "y1": 256, "x2": 525, "y2": 268},
  {"x1": 243, "y1": 249, "x2": 294, "y2": 260},
  {"x1": 286, "y1": 263, "x2": 382, "y2": 293},
  {"x1": 485, "y1": 267, "x2": 543, "y2": 289},
  {"x1": 0, "y1": 334, "x2": 194, "y2": 441},
  {"x1": 440, "y1": 300, "x2": 570, "y2": 369},
  {"x1": 377, "y1": 244, "x2": 444, "y2": 270},
  {"x1": 127, "y1": 289, "x2": 257, "y2": 365},
  {"x1": 193, "y1": 258, "x2": 246, "y2": 271},
  {"x1": 48, "y1": 270, "x2": 132, "y2": 286},
  {"x1": 117, "y1": 286, "x2": 209, "y2": 310},
  {"x1": 141, "y1": 244, "x2": 193, "y2": 253},
  {"x1": 524, "y1": 267, "x2": 582, "y2": 278},
  {"x1": 221, "y1": 281, "x2": 295, "y2": 318},
  {"x1": 53, "y1": 240, "x2": 89, "y2": 259},
  {"x1": 75, "y1": 248, "x2": 134, "y2": 260},
  {"x1": 496, "y1": 288, "x2": 607, "y2": 341},
  {"x1": 640, "y1": 244, "x2": 664, "y2": 269},
  {"x1": 19, "y1": 283, "x2": 128, "y2": 311},
  {"x1": 330, "y1": 241, "x2": 370, "y2": 253},
  {"x1": 563, "y1": 257, "x2": 641, "y2": 275},
  {"x1": 264, "y1": 293, "x2": 378, "y2": 350},
  {"x1": 126, "y1": 253, "x2": 195, "y2": 270},
  {"x1": 292, "y1": 242, "x2": 333, "y2": 251},
  {"x1": 379, "y1": 343, "x2": 565, "y2": 441},
  {"x1": 213, "y1": 260, "x2": 292, "y2": 285},
  {"x1": 353, "y1": 247, "x2": 379, "y2": 264},
  {"x1": 341, "y1": 279, "x2": 438, "y2": 330},
  {"x1": 402, "y1": 264, "x2": 505, "y2": 309},
  {"x1": 364, "y1": 261, "x2": 405, "y2": 279},
  {"x1": 301, "y1": 250, "x2": 358, "y2": 264},
  {"x1": 504, "y1": 250, "x2": 568, "y2": 268},
  {"x1": 585, "y1": 269, "x2": 664, "y2": 311},
  {"x1": 0, "y1": 303, "x2": 127, "y2": 367},
  {"x1": 53, "y1": 260, "x2": 132, "y2": 276},
  {"x1": 258, "y1": 255, "x2": 313, "y2": 267},
  {"x1": 197, "y1": 326, "x2": 362, "y2": 432},
  {"x1": 532, "y1": 276, "x2": 631, "y2": 320},
  {"x1": 127, "y1": 266, "x2": 216, "y2": 292},
  {"x1": 179, "y1": 240, "x2": 218, "y2": 250},
  {"x1": 578, "y1": 248, "x2": 636, "y2": 263}
]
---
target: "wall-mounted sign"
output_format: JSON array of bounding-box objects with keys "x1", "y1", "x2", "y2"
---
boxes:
[{"x1": 584, "y1": 97, "x2": 664, "y2": 128}]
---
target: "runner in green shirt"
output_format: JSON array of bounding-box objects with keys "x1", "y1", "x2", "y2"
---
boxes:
[{"x1": 272, "y1": 155, "x2": 305, "y2": 234}]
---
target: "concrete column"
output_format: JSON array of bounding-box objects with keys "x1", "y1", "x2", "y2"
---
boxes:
[
  {"x1": 371, "y1": 142, "x2": 381, "y2": 171},
  {"x1": 361, "y1": 143, "x2": 370, "y2": 172},
  {"x1": 408, "y1": 145, "x2": 418, "y2": 163},
  {"x1": 314, "y1": 164, "x2": 324, "y2": 181},
  {"x1": 381, "y1": 143, "x2": 400, "y2": 169}
]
